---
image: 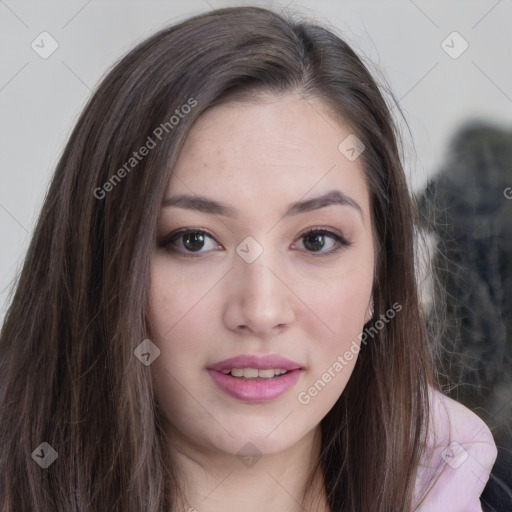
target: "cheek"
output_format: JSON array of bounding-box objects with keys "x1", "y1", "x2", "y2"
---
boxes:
[
  {"x1": 147, "y1": 253, "x2": 220, "y2": 341},
  {"x1": 147, "y1": 260, "x2": 214, "y2": 420},
  {"x1": 295, "y1": 254, "x2": 374, "y2": 407},
  {"x1": 147, "y1": 256, "x2": 214, "y2": 381},
  {"x1": 300, "y1": 259, "x2": 374, "y2": 342}
]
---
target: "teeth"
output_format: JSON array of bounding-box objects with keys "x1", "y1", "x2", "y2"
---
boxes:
[
  {"x1": 220, "y1": 368, "x2": 289, "y2": 378},
  {"x1": 258, "y1": 369, "x2": 276, "y2": 378}
]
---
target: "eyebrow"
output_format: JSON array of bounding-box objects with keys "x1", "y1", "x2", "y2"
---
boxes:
[{"x1": 162, "y1": 190, "x2": 363, "y2": 220}]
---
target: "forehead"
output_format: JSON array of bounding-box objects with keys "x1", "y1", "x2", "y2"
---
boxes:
[{"x1": 166, "y1": 92, "x2": 370, "y2": 219}]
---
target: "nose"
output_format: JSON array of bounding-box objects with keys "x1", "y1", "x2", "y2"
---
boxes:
[{"x1": 222, "y1": 255, "x2": 296, "y2": 336}]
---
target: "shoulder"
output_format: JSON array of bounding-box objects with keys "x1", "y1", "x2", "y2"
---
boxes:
[{"x1": 413, "y1": 387, "x2": 498, "y2": 512}]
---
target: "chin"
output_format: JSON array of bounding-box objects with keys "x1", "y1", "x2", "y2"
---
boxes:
[{"x1": 205, "y1": 413, "x2": 318, "y2": 458}]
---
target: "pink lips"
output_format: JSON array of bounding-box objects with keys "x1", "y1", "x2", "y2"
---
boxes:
[{"x1": 207, "y1": 354, "x2": 303, "y2": 402}]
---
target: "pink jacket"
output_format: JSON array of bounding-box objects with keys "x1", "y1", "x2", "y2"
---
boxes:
[{"x1": 413, "y1": 388, "x2": 498, "y2": 511}]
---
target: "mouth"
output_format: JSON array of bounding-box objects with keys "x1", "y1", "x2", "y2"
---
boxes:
[
  {"x1": 218, "y1": 367, "x2": 292, "y2": 380},
  {"x1": 206, "y1": 355, "x2": 303, "y2": 402},
  {"x1": 207, "y1": 368, "x2": 302, "y2": 402}
]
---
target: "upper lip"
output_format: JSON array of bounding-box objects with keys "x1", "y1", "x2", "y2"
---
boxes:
[{"x1": 207, "y1": 354, "x2": 303, "y2": 372}]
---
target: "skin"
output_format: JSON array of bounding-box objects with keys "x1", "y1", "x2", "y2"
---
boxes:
[{"x1": 148, "y1": 91, "x2": 375, "y2": 512}]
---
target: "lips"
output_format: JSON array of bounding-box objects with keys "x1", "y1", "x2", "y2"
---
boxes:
[
  {"x1": 206, "y1": 354, "x2": 303, "y2": 402},
  {"x1": 207, "y1": 354, "x2": 302, "y2": 372}
]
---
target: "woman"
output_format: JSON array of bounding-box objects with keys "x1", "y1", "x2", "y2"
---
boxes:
[{"x1": 0, "y1": 6, "x2": 497, "y2": 511}]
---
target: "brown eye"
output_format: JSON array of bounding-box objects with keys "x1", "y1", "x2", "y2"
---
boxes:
[
  {"x1": 303, "y1": 232, "x2": 327, "y2": 251},
  {"x1": 294, "y1": 228, "x2": 352, "y2": 255},
  {"x1": 159, "y1": 229, "x2": 222, "y2": 256},
  {"x1": 182, "y1": 232, "x2": 206, "y2": 251}
]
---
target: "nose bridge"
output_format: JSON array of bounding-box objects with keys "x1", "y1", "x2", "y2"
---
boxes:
[
  {"x1": 226, "y1": 242, "x2": 295, "y2": 333},
  {"x1": 234, "y1": 233, "x2": 276, "y2": 290},
  {"x1": 237, "y1": 248, "x2": 279, "y2": 306}
]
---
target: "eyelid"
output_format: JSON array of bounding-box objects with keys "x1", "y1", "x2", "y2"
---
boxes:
[{"x1": 297, "y1": 226, "x2": 348, "y2": 241}]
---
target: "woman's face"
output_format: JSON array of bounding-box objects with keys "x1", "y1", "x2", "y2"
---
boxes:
[{"x1": 148, "y1": 92, "x2": 375, "y2": 459}]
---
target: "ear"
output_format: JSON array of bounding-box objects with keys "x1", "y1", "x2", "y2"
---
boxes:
[{"x1": 364, "y1": 298, "x2": 374, "y2": 324}]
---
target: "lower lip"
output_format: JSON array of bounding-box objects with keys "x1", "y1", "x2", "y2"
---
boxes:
[{"x1": 206, "y1": 369, "x2": 302, "y2": 402}]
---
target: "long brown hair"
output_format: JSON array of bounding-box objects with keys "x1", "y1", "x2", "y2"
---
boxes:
[{"x1": 0, "y1": 7, "x2": 433, "y2": 511}]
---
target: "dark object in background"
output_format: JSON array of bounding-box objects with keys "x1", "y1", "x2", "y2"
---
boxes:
[
  {"x1": 481, "y1": 446, "x2": 512, "y2": 512},
  {"x1": 419, "y1": 122, "x2": 512, "y2": 511}
]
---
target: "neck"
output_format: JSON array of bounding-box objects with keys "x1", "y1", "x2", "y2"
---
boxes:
[{"x1": 164, "y1": 425, "x2": 328, "y2": 512}]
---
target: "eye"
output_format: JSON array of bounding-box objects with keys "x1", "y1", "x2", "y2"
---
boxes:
[
  {"x1": 293, "y1": 228, "x2": 351, "y2": 255},
  {"x1": 158, "y1": 229, "x2": 222, "y2": 255},
  {"x1": 158, "y1": 227, "x2": 351, "y2": 257}
]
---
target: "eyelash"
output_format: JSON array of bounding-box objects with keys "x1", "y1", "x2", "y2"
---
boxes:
[{"x1": 158, "y1": 227, "x2": 352, "y2": 258}]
